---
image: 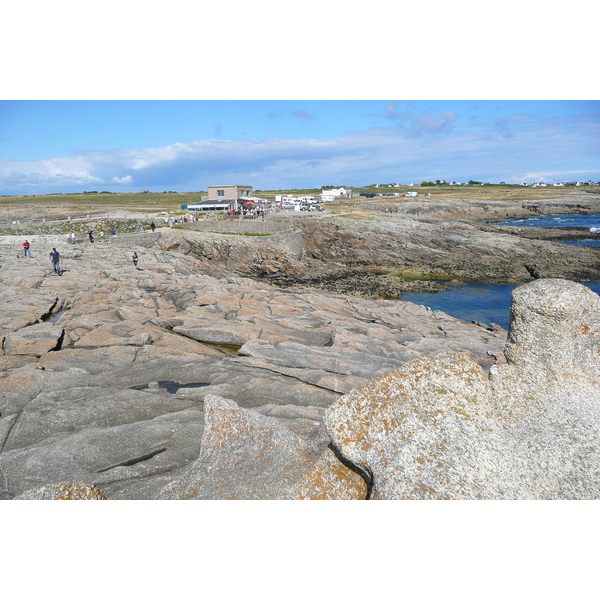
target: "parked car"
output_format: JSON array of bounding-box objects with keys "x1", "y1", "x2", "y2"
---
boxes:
[{"x1": 404, "y1": 191, "x2": 418, "y2": 197}]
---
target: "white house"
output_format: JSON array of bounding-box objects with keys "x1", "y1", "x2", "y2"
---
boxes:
[{"x1": 321, "y1": 187, "x2": 352, "y2": 201}]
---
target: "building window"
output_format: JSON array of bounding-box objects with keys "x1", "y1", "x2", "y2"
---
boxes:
[{"x1": 217, "y1": 190, "x2": 224, "y2": 196}]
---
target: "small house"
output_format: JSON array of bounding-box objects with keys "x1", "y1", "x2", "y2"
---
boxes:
[{"x1": 321, "y1": 187, "x2": 352, "y2": 202}]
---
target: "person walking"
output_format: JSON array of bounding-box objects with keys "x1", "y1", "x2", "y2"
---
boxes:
[
  {"x1": 150, "y1": 221, "x2": 156, "y2": 233},
  {"x1": 49, "y1": 248, "x2": 61, "y2": 275},
  {"x1": 23, "y1": 240, "x2": 32, "y2": 258},
  {"x1": 88, "y1": 231, "x2": 94, "y2": 243},
  {"x1": 132, "y1": 252, "x2": 139, "y2": 269},
  {"x1": 70, "y1": 231, "x2": 77, "y2": 244}
]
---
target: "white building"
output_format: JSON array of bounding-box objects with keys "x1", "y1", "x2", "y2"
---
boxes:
[{"x1": 321, "y1": 187, "x2": 352, "y2": 201}]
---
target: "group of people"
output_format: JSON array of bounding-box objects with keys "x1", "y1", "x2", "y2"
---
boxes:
[
  {"x1": 16, "y1": 217, "x2": 167, "y2": 276},
  {"x1": 21, "y1": 239, "x2": 141, "y2": 276},
  {"x1": 226, "y1": 209, "x2": 266, "y2": 220}
]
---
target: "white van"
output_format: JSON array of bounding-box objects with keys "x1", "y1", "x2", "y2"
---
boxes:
[{"x1": 404, "y1": 191, "x2": 418, "y2": 197}]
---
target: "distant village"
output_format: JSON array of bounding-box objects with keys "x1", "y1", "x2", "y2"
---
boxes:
[{"x1": 372, "y1": 180, "x2": 599, "y2": 188}]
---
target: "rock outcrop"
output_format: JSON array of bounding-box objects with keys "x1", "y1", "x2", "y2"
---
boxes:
[
  {"x1": 2, "y1": 202, "x2": 599, "y2": 500},
  {"x1": 323, "y1": 279, "x2": 600, "y2": 499},
  {"x1": 0, "y1": 232, "x2": 506, "y2": 499}
]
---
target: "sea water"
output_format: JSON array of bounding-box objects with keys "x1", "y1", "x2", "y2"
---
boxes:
[
  {"x1": 400, "y1": 282, "x2": 518, "y2": 330},
  {"x1": 400, "y1": 281, "x2": 600, "y2": 330},
  {"x1": 400, "y1": 213, "x2": 600, "y2": 328},
  {"x1": 497, "y1": 213, "x2": 600, "y2": 247}
]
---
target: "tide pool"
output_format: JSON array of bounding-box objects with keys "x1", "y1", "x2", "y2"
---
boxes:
[{"x1": 400, "y1": 280, "x2": 600, "y2": 330}]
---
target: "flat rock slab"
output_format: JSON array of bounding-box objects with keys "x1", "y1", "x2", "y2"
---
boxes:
[
  {"x1": 0, "y1": 408, "x2": 205, "y2": 499},
  {"x1": 2, "y1": 323, "x2": 64, "y2": 357}
]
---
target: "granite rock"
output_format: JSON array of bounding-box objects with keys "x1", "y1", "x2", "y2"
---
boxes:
[
  {"x1": 324, "y1": 280, "x2": 600, "y2": 499},
  {"x1": 15, "y1": 482, "x2": 106, "y2": 500},
  {"x1": 156, "y1": 395, "x2": 317, "y2": 499},
  {"x1": 4, "y1": 222, "x2": 583, "y2": 500}
]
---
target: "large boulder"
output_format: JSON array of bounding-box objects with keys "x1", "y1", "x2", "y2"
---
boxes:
[{"x1": 324, "y1": 279, "x2": 600, "y2": 500}]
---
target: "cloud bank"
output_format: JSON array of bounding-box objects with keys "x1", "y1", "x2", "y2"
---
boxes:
[{"x1": 1, "y1": 111, "x2": 598, "y2": 194}]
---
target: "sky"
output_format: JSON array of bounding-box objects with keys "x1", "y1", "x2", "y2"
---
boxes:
[{"x1": 1, "y1": 99, "x2": 598, "y2": 195}]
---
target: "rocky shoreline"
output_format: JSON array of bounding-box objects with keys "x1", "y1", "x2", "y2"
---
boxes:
[
  {"x1": 1, "y1": 193, "x2": 599, "y2": 499},
  {"x1": 266, "y1": 194, "x2": 600, "y2": 296}
]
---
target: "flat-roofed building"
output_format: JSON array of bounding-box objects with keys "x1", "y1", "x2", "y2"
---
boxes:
[
  {"x1": 207, "y1": 185, "x2": 253, "y2": 201},
  {"x1": 185, "y1": 198, "x2": 238, "y2": 211}
]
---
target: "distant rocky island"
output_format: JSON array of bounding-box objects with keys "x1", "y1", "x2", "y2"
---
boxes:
[{"x1": 1, "y1": 192, "x2": 599, "y2": 499}]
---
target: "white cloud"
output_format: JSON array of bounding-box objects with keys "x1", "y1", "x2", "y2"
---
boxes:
[
  {"x1": 111, "y1": 175, "x2": 133, "y2": 184},
  {"x1": 0, "y1": 155, "x2": 103, "y2": 191}
]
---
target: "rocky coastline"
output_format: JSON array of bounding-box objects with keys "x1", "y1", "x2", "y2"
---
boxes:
[
  {"x1": 267, "y1": 194, "x2": 600, "y2": 296},
  {"x1": 1, "y1": 193, "x2": 599, "y2": 499}
]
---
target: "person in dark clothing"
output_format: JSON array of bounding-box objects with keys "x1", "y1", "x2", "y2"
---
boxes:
[
  {"x1": 151, "y1": 222, "x2": 156, "y2": 232},
  {"x1": 132, "y1": 252, "x2": 139, "y2": 268},
  {"x1": 88, "y1": 231, "x2": 94, "y2": 243},
  {"x1": 49, "y1": 248, "x2": 61, "y2": 275}
]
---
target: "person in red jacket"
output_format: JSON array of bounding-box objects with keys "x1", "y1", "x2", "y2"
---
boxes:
[{"x1": 23, "y1": 240, "x2": 32, "y2": 258}]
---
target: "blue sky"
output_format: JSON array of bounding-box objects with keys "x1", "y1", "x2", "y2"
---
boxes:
[{"x1": 1, "y1": 100, "x2": 598, "y2": 195}]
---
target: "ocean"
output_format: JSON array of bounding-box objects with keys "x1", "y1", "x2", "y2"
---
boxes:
[
  {"x1": 399, "y1": 214, "x2": 600, "y2": 329},
  {"x1": 498, "y1": 213, "x2": 600, "y2": 247},
  {"x1": 400, "y1": 281, "x2": 600, "y2": 330}
]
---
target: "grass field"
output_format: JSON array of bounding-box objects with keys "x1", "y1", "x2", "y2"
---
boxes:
[
  {"x1": 0, "y1": 185, "x2": 594, "y2": 213},
  {"x1": 0, "y1": 191, "x2": 204, "y2": 211}
]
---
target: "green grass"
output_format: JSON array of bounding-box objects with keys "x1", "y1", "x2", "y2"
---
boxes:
[
  {"x1": 0, "y1": 191, "x2": 204, "y2": 210},
  {"x1": 0, "y1": 185, "x2": 587, "y2": 214}
]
